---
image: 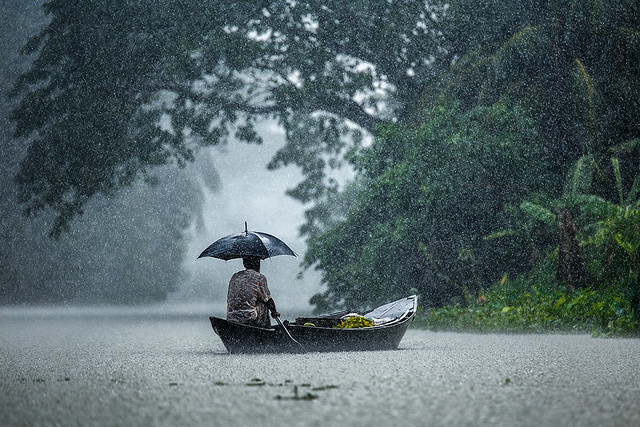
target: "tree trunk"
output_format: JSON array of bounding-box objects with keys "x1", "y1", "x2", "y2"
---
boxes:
[{"x1": 557, "y1": 208, "x2": 587, "y2": 291}]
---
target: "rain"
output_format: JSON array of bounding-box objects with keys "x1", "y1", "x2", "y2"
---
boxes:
[{"x1": 2, "y1": 2, "x2": 640, "y2": 426}]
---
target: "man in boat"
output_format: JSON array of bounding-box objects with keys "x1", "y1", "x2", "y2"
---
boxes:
[{"x1": 227, "y1": 256, "x2": 280, "y2": 328}]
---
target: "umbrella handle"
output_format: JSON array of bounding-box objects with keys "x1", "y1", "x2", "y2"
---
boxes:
[{"x1": 275, "y1": 316, "x2": 305, "y2": 350}]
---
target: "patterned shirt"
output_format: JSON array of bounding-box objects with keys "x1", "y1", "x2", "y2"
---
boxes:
[{"x1": 226, "y1": 269, "x2": 272, "y2": 326}]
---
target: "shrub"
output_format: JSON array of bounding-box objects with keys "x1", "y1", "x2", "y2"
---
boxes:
[{"x1": 420, "y1": 272, "x2": 640, "y2": 336}]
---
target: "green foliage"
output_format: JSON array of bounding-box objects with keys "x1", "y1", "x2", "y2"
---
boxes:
[
  {"x1": 10, "y1": 0, "x2": 449, "y2": 236},
  {"x1": 577, "y1": 158, "x2": 640, "y2": 316},
  {"x1": 422, "y1": 250, "x2": 640, "y2": 335},
  {"x1": 0, "y1": 3, "x2": 214, "y2": 305},
  {"x1": 493, "y1": 156, "x2": 640, "y2": 320},
  {"x1": 426, "y1": 0, "x2": 640, "y2": 188},
  {"x1": 305, "y1": 103, "x2": 551, "y2": 311},
  {"x1": 10, "y1": 0, "x2": 217, "y2": 236},
  {"x1": 519, "y1": 201, "x2": 556, "y2": 226},
  {"x1": 421, "y1": 279, "x2": 640, "y2": 336},
  {"x1": 9, "y1": 0, "x2": 640, "y2": 315},
  {"x1": 432, "y1": 1, "x2": 640, "y2": 313},
  {"x1": 301, "y1": 0, "x2": 640, "y2": 313}
]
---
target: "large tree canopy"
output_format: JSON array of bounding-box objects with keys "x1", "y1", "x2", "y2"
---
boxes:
[
  {"x1": 424, "y1": 0, "x2": 640, "y2": 181},
  {"x1": 301, "y1": 0, "x2": 640, "y2": 310},
  {"x1": 10, "y1": 1, "x2": 640, "y2": 310},
  {"x1": 1, "y1": 1, "x2": 222, "y2": 305},
  {"x1": 10, "y1": 0, "x2": 449, "y2": 236},
  {"x1": 305, "y1": 103, "x2": 551, "y2": 311}
]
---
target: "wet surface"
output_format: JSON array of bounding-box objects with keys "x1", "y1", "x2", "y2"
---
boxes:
[{"x1": 1, "y1": 308, "x2": 639, "y2": 426}]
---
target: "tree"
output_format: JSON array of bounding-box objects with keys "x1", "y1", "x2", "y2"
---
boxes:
[
  {"x1": 9, "y1": 0, "x2": 449, "y2": 236},
  {"x1": 424, "y1": 0, "x2": 640, "y2": 186},
  {"x1": 500, "y1": 155, "x2": 640, "y2": 319},
  {"x1": 298, "y1": 1, "x2": 640, "y2": 310},
  {"x1": 304, "y1": 104, "x2": 551, "y2": 311},
  {"x1": 582, "y1": 158, "x2": 640, "y2": 318},
  {"x1": 0, "y1": 160, "x2": 210, "y2": 305},
  {"x1": 1, "y1": 1, "x2": 221, "y2": 305}
]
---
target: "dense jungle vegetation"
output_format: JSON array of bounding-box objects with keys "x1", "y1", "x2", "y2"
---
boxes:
[
  {"x1": 302, "y1": 1, "x2": 640, "y2": 333},
  {"x1": 6, "y1": 1, "x2": 640, "y2": 331}
]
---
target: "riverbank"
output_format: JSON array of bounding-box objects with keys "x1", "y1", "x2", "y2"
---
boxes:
[{"x1": 419, "y1": 283, "x2": 640, "y2": 337}]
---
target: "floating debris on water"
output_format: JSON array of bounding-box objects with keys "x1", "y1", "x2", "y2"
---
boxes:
[
  {"x1": 311, "y1": 385, "x2": 338, "y2": 391},
  {"x1": 275, "y1": 385, "x2": 318, "y2": 401},
  {"x1": 246, "y1": 378, "x2": 266, "y2": 386}
]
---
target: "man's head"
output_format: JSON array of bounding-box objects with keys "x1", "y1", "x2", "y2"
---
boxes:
[{"x1": 243, "y1": 256, "x2": 261, "y2": 272}]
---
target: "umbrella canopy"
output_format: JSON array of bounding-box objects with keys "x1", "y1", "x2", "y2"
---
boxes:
[{"x1": 197, "y1": 223, "x2": 297, "y2": 261}]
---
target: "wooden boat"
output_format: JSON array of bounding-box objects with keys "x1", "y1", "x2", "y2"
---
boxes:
[{"x1": 209, "y1": 295, "x2": 417, "y2": 354}]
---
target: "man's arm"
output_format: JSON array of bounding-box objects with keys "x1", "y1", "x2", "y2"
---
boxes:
[{"x1": 266, "y1": 298, "x2": 280, "y2": 318}]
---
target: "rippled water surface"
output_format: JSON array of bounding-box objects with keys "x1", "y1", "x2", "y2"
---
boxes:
[{"x1": 1, "y1": 306, "x2": 639, "y2": 426}]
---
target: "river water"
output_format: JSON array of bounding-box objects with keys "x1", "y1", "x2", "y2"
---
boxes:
[{"x1": 1, "y1": 305, "x2": 639, "y2": 426}]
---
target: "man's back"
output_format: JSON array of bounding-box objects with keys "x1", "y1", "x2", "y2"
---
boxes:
[{"x1": 227, "y1": 268, "x2": 271, "y2": 327}]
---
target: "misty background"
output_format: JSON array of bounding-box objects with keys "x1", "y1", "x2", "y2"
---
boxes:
[{"x1": 0, "y1": 2, "x2": 324, "y2": 314}]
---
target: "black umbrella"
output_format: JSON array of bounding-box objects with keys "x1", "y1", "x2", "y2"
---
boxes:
[{"x1": 197, "y1": 222, "x2": 297, "y2": 261}]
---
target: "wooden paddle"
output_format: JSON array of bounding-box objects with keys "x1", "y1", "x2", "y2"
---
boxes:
[{"x1": 275, "y1": 316, "x2": 305, "y2": 350}]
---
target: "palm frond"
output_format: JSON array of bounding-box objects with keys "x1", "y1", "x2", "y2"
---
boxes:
[
  {"x1": 479, "y1": 25, "x2": 550, "y2": 105},
  {"x1": 612, "y1": 157, "x2": 624, "y2": 204},
  {"x1": 626, "y1": 171, "x2": 640, "y2": 205},
  {"x1": 520, "y1": 201, "x2": 556, "y2": 225},
  {"x1": 420, "y1": 46, "x2": 495, "y2": 109},
  {"x1": 573, "y1": 57, "x2": 600, "y2": 153},
  {"x1": 416, "y1": 25, "x2": 549, "y2": 112},
  {"x1": 564, "y1": 193, "x2": 617, "y2": 217},
  {"x1": 564, "y1": 154, "x2": 595, "y2": 196},
  {"x1": 605, "y1": 139, "x2": 640, "y2": 157}
]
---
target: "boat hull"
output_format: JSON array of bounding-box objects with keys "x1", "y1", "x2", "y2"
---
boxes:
[{"x1": 210, "y1": 296, "x2": 417, "y2": 354}]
